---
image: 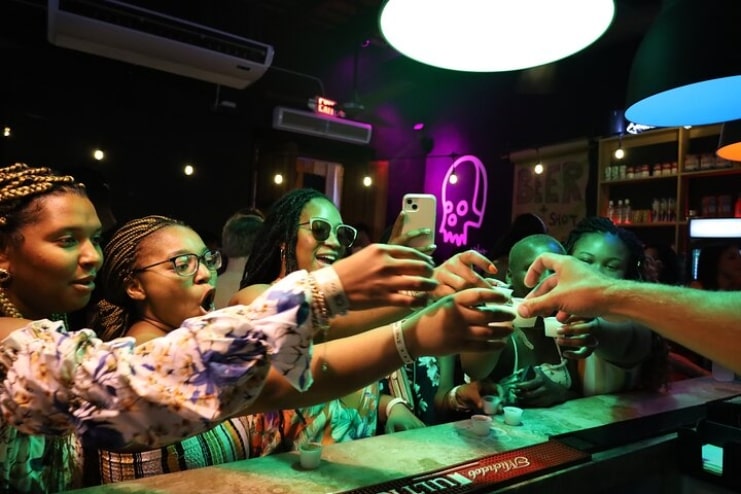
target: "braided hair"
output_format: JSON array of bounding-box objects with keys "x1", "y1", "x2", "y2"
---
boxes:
[
  {"x1": 240, "y1": 188, "x2": 327, "y2": 288},
  {"x1": 0, "y1": 163, "x2": 86, "y2": 251},
  {"x1": 563, "y1": 216, "x2": 646, "y2": 281},
  {"x1": 92, "y1": 215, "x2": 183, "y2": 341},
  {"x1": 564, "y1": 216, "x2": 668, "y2": 392}
]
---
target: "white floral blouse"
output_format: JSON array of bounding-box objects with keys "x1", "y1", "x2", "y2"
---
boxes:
[{"x1": 0, "y1": 269, "x2": 320, "y2": 492}]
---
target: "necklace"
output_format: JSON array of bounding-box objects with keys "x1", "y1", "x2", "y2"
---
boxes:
[
  {"x1": 0, "y1": 288, "x2": 23, "y2": 319},
  {"x1": 0, "y1": 288, "x2": 69, "y2": 330}
]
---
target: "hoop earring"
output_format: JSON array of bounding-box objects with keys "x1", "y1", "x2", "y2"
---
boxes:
[{"x1": 0, "y1": 268, "x2": 11, "y2": 285}]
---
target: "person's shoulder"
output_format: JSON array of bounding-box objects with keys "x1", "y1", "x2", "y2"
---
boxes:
[
  {"x1": 125, "y1": 323, "x2": 167, "y2": 345},
  {"x1": 0, "y1": 317, "x2": 37, "y2": 341}
]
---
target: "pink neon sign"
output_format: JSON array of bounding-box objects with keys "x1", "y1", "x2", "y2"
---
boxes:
[{"x1": 439, "y1": 154, "x2": 489, "y2": 247}]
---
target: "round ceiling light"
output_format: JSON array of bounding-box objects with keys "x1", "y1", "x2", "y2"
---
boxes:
[{"x1": 379, "y1": 0, "x2": 615, "y2": 72}]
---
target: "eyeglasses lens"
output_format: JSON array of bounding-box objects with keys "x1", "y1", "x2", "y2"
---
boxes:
[
  {"x1": 172, "y1": 251, "x2": 221, "y2": 277},
  {"x1": 203, "y1": 250, "x2": 222, "y2": 270}
]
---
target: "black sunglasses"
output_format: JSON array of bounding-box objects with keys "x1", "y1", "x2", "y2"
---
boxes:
[{"x1": 298, "y1": 217, "x2": 357, "y2": 248}]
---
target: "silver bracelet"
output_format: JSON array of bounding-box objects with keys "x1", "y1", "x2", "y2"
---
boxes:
[
  {"x1": 312, "y1": 267, "x2": 350, "y2": 317},
  {"x1": 447, "y1": 384, "x2": 469, "y2": 411},
  {"x1": 385, "y1": 397, "x2": 410, "y2": 419},
  {"x1": 392, "y1": 321, "x2": 415, "y2": 365}
]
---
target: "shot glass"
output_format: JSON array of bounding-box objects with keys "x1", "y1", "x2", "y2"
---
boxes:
[
  {"x1": 481, "y1": 395, "x2": 501, "y2": 415},
  {"x1": 503, "y1": 406, "x2": 523, "y2": 426},
  {"x1": 543, "y1": 317, "x2": 562, "y2": 337},
  {"x1": 470, "y1": 414, "x2": 492, "y2": 436},
  {"x1": 299, "y1": 442, "x2": 323, "y2": 469},
  {"x1": 511, "y1": 298, "x2": 537, "y2": 328}
]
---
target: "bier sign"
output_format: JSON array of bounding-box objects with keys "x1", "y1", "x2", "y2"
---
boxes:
[{"x1": 510, "y1": 140, "x2": 590, "y2": 243}]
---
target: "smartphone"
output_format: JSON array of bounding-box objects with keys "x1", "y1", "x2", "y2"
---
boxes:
[{"x1": 401, "y1": 193, "x2": 437, "y2": 249}]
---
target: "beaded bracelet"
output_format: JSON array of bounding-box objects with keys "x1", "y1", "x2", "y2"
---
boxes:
[
  {"x1": 391, "y1": 320, "x2": 415, "y2": 365},
  {"x1": 306, "y1": 274, "x2": 330, "y2": 334},
  {"x1": 311, "y1": 267, "x2": 350, "y2": 316}
]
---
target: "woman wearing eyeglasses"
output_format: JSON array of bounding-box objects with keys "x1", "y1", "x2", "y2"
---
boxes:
[{"x1": 91, "y1": 216, "x2": 257, "y2": 482}]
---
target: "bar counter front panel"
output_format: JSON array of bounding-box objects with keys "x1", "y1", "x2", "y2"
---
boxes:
[{"x1": 65, "y1": 377, "x2": 741, "y2": 493}]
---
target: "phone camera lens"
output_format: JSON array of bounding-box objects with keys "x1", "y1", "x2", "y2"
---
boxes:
[
  {"x1": 412, "y1": 204, "x2": 418, "y2": 210},
  {"x1": 406, "y1": 198, "x2": 413, "y2": 205}
]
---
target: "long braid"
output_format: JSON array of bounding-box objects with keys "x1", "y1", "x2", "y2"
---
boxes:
[
  {"x1": 92, "y1": 215, "x2": 182, "y2": 341},
  {"x1": 240, "y1": 188, "x2": 326, "y2": 288},
  {"x1": 565, "y1": 216, "x2": 668, "y2": 391},
  {"x1": 0, "y1": 163, "x2": 85, "y2": 321}
]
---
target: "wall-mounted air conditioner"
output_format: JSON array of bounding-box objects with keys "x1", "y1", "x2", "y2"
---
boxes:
[
  {"x1": 272, "y1": 106, "x2": 373, "y2": 145},
  {"x1": 48, "y1": 0, "x2": 274, "y2": 89}
]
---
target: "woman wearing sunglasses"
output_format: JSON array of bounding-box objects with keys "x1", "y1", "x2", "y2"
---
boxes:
[{"x1": 236, "y1": 189, "x2": 440, "y2": 449}]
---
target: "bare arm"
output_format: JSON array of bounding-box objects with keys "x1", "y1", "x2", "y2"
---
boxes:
[
  {"x1": 232, "y1": 248, "x2": 504, "y2": 341},
  {"x1": 242, "y1": 288, "x2": 516, "y2": 412},
  {"x1": 324, "y1": 249, "x2": 503, "y2": 339},
  {"x1": 520, "y1": 253, "x2": 741, "y2": 374}
]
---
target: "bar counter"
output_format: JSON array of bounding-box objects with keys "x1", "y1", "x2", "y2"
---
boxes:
[{"x1": 65, "y1": 377, "x2": 741, "y2": 493}]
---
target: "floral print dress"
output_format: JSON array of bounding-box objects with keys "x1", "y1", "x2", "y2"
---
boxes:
[{"x1": 0, "y1": 269, "x2": 321, "y2": 493}]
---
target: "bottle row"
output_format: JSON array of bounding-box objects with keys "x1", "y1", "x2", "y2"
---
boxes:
[
  {"x1": 603, "y1": 155, "x2": 737, "y2": 182},
  {"x1": 604, "y1": 162, "x2": 677, "y2": 181},
  {"x1": 607, "y1": 197, "x2": 677, "y2": 225},
  {"x1": 695, "y1": 194, "x2": 741, "y2": 218}
]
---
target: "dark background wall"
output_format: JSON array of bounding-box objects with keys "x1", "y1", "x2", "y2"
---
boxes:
[{"x1": 0, "y1": 0, "x2": 660, "y2": 250}]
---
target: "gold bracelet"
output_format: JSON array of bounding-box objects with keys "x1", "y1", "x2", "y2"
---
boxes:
[
  {"x1": 311, "y1": 267, "x2": 350, "y2": 316},
  {"x1": 306, "y1": 274, "x2": 329, "y2": 335}
]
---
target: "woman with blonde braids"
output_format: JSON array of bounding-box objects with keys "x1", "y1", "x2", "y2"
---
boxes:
[{"x1": 0, "y1": 164, "x2": 515, "y2": 492}]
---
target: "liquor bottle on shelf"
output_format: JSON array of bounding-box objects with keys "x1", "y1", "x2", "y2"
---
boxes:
[
  {"x1": 607, "y1": 200, "x2": 615, "y2": 222},
  {"x1": 616, "y1": 199, "x2": 624, "y2": 224},
  {"x1": 659, "y1": 198, "x2": 668, "y2": 222},
  {"x1": 624, "y1": 199, "x2": 632, "y2": 224}
]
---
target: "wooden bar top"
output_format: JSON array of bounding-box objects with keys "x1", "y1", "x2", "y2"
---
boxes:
[{"x1": 65, "y1": 377, "x2": 741, "y2": 493}]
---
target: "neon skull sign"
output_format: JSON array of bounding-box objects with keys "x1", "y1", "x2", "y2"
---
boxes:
[{"x1": 439, "y1": 154, "x2": 488, "y2": 247}]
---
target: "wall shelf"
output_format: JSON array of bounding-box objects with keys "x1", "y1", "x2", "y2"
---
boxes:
[{"x1": 598, "y1": 125, "x2": 741, "y2": 255}]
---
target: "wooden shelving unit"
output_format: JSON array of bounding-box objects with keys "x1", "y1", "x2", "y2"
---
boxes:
[{"x1": 597, "y1": 124, "x2": 741, "y2": 255}]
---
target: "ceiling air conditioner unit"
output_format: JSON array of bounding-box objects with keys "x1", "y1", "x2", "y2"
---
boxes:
[
  {"x1": 272, "y1": 106, "x2": 373, "y2": 145},
  {"x1": 47, "y1": 0, "x2": 274, "y2": 89}
]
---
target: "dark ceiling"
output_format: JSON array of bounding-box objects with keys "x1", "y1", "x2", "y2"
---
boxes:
[{"x1": 0, "y1": 0, "x2": 665, "y2": 164}]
